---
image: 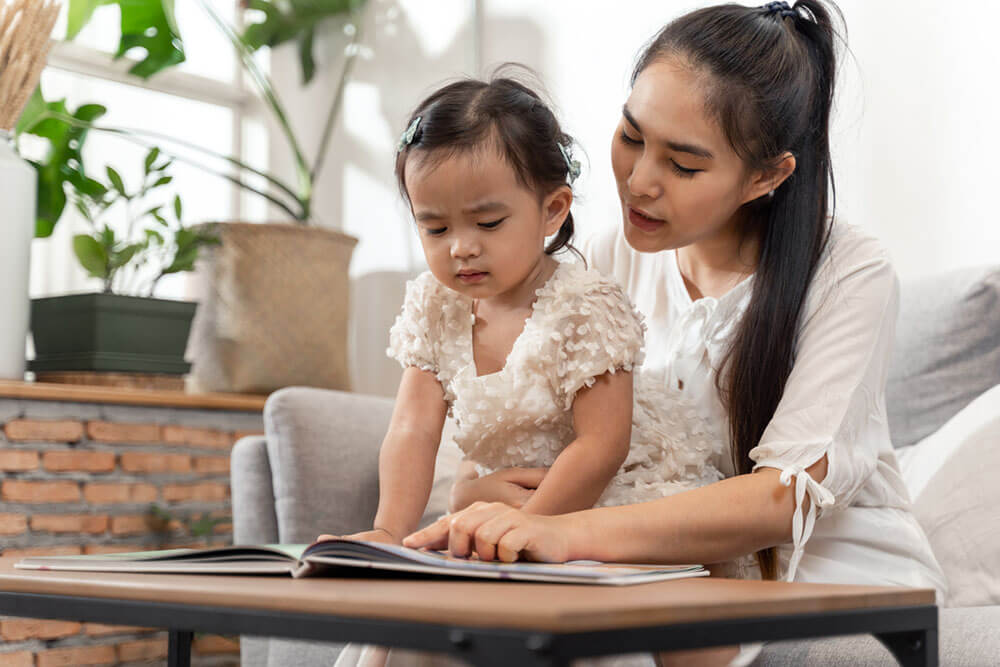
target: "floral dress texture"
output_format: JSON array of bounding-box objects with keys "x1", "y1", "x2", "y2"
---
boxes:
[{"x1": 386, "y1": 260, "x2": 724, "y2": 507}]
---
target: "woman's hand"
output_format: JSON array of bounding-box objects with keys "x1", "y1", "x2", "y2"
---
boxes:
[
  {"x1": 448, "y1": 462, "x2": 547, "y2": 512},
  {"x1": 316, "y1": 527, "x2": 400, "y2": 545},
  {"x1": 403, "y1": 501, "x2": 578, "y2": 563}
]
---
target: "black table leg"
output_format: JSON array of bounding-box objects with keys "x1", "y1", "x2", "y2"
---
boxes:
[
  {"x1": 875, "y1": 628, "x2": 938, "y2": 667},
  {"x1": 445, "y1": 629, "x2": 569, "y2": 667},
  {"x1": 168, "y1": 630, "x2": 193, "y2": 667}
]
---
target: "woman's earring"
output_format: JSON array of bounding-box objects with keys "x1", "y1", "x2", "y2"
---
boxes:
[{"x1": 768, "y1": 189, "x2": 775, "y2": 198}]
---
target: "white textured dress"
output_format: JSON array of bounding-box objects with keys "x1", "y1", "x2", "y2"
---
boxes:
[
  {"x1": 334, "y1": 261, "x2": 725, "y2": 667},
  {"x1": 386, "y1": 261, "x2": 724, "y2": 507},
  {"x1": 582, "y1": 220, "x2": 947, "y2": 595}
]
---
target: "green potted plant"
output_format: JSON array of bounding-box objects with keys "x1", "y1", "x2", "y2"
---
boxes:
[
  {"x1": 28, "y1": 146, "x2": 219, "y2": 377},
  {"x1": 24, "y1": 0, "x2": 370, "y2": 394}
]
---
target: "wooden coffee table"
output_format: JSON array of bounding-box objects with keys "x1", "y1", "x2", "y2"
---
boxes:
[{"x1": 0, "y1": 557, "x2": 936, "y2": 666}]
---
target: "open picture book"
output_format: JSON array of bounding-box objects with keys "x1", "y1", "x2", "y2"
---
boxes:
[{"x1": 15, "y1": 538, "x2": 708, "y2": 586}]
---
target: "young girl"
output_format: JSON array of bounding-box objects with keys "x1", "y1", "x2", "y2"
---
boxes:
[
  {"x1": 335, "y1": 73, "x2": 723, "y2": 543},
  {"x1": 330, "y1": 73, "x2": 723, "y2": 666}
]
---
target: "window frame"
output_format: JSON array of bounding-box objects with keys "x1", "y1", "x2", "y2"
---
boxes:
[{"x1": 45, "y1": 4, "x2": 257, "y2": 220}]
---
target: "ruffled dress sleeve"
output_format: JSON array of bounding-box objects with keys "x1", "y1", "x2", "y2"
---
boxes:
[
  {"x1": 749, "y1": 228, "x2": 900, "y2": 581},
  {"x1": 544, "y1": 265, "x2": 646, "y2": 409},
  {"x1": 386, "y1": 271, "x2": 443, "y2": 374}
]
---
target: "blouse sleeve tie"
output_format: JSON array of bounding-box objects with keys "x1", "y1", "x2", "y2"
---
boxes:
[{"x1": 779, "y1": 464, "x2": 836, "y2": 582}]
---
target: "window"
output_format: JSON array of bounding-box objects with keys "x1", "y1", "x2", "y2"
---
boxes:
[{"x1": 28, "y1": 0, "x2": 261, "y2": 300}]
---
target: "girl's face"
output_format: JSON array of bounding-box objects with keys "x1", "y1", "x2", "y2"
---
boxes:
[
  {"x1": 611, "y1": 58, "x2": 776, "y2": 254},
  {"x1": 405, "y1": 147, "x2": 570, "y2": 300}
]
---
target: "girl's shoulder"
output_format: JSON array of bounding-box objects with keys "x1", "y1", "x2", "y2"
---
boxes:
[
  {"x1": 547, "y1": 260, "x2": 637, "y2": 309},
  {"x1": 536, "y1": 261, "x2": 646, "y2": 333},
  {"x1": 402, "y1": 270, "x2": 469, "y2": 314}
]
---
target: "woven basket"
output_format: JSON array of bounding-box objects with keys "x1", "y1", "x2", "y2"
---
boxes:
[{"x1": 187, "y1": 222, "x2": 357, "y2": 394}]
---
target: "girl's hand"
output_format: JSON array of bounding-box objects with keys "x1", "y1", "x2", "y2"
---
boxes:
[
  {"x1": 316, "y1": 528, "x2": 400, "y2": 545},
  {"x1": 449, "y1": 463, "x2": 547, "y2": 512},
  {"x1": 403, "y1": 501, "x2": 577, "y2": 563}
]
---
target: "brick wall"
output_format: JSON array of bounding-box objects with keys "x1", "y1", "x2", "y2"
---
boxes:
[{"x1": 0, "y1": 397, "x2": 264, "y2": 666}]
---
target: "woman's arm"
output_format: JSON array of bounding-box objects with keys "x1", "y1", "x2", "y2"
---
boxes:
[
  {"x1": 518, "y1": 370, "x2": 633, "y2": 515},
  {"x1": 405, "y1": 455, "x2": 827, "y2": 563},
  {"x1": 368, "y1": 366, "x2": 449, "y2": 541}
]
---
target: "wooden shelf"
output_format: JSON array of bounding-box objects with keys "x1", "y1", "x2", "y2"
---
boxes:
[{"x1": 0, "y1": 380, "x2": 267, "y2": 412}]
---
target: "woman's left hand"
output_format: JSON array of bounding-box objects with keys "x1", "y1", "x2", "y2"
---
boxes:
[{"x1": 402, "y1": 501, "x2": 577, "y2": 563}]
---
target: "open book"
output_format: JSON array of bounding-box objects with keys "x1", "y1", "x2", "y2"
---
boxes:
[{"x1": 15, "y1": 539, "x2": 707, "y2": 586}]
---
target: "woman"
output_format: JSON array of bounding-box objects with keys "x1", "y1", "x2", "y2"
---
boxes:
[{"x1": 406, "y1": 1, "x2": 946, "y2": 662}]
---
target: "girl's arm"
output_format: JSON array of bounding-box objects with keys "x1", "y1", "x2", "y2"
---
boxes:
[
  {"x1": 448, "y1": 462, "x2": 545, "y2": 512},
  {"x1": 518, "y1": 370, "x2": 633, "y2": 515},
  {"x1": 368, "y1": 366, "x2": 449, "y2": 541},
  {"x1": 405, "y1": 456, "x2": 827, "y2": 563}
]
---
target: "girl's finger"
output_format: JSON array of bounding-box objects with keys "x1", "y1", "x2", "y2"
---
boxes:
[{"x1": 403, "y1": 516, "x2": 450, "y2": 550}]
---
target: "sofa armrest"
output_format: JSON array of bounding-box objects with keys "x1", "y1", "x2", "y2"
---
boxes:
[
  {"x1": 231, "y1": 435, "x2": 278, "y2": 545},
  {"x1": 263, "y1": 386, "x2": 393, "y2": 543}
]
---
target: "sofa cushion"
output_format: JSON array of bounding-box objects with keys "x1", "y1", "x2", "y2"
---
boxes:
[
  {"x1": 901, "y1": 384, "x2": 1000, "y2": 607},
  {"x1": 886, "y1": 266, "x2": 1000, "y2": 448}
]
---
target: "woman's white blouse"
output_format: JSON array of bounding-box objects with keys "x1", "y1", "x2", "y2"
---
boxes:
[{"x1": 582, "y1": 221, "x2": 948, "y2": 597}]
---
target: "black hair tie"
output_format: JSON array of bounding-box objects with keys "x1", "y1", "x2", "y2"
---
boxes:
[{"x1": 761, "y1": 1, "x2": 797, "y2": 19}]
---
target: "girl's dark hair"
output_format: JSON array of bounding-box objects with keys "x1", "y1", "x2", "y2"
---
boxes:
[
  {"x1": 395, "y1": 67, "x2": 578, "y2": 256},
  {"x1": 633, "y1": 1, "x2": 841, "y2": 579}
]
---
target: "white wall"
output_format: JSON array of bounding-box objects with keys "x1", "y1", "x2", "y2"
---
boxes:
[{"x1": 473, "y1": 0, "x2": 1000, "y2": 279}]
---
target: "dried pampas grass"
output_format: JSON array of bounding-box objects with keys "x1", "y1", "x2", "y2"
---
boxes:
[{"x1": 0, "y1": 0, "x2": 60, "y2": 132}]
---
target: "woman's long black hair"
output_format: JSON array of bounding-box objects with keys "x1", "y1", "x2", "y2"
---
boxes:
[{"x1": 633, "y1": 1, "x2": 841, "y2": 579}]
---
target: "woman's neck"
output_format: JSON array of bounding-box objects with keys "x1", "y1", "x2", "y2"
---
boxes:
[{"x1": 676, "y1": 226, "x2": 759, "y2": 301}]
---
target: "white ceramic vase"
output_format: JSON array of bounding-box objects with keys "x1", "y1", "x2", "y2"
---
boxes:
[{"x1": 0, "y1": 131, "x2": 36, "y2": 380}]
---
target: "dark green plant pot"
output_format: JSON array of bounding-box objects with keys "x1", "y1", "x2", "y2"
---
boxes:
[{"x1": 29, "y1": 293, "x2": 197, "y2": 374}]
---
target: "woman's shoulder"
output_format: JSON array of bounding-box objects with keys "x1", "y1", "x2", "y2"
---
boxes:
[
  {"x1": 826, "y1": 220, "x2": 892, "y2": 263},
  {"x1": 807, "y1": 220, "x2": 899, "y2": 315}
]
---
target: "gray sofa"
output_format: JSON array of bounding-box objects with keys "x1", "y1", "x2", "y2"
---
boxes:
[{"x1": 232, "y1": 265, "x2": 1000, "y2": 666}]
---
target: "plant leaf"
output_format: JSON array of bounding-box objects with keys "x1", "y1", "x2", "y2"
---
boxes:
[
  {"x1": 240, "y1": 0, "x2": 365, "y2": 83},
  {"x1": 297, "y1": 28, "x2": 316, "y2": 85},
  {"x1": 110, "y1": 243, "x2": 144, "y2": 270},
  {"x1": 113, "y1": 0, "x2": 186, "y2": 79},
  {"x1": 153, "y1": 175, "x2": 173, "y2": 187},
  {"x1": 19, "y1": 90, "x2": 107, "y2": 237},
  {"x1": 73, "y1": 234, "x2": 110, "y2": 279},
  {"x1": 106, "y1": 166, "x2": 126, "y2": 195},
  {"x1": 65, "y1": 0, "x2": 106, "y2": 40},
  {"x1": 144, "y1": 147, "x2": 161, "y2": 174},
  {"x1": 173, "y1": 194, "x2": 182, "y2": 221}
]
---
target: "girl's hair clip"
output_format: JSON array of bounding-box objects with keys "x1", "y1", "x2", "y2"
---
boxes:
[
  {"x1": 397, "y1": 116, "x2": 422, "y2": 154},
  {"x1": 559, "y1": 143, "x2": 581, "y2": 185}
]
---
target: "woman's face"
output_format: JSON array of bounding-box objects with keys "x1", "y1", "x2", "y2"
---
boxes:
[{"x1": 611, "y1": 58, "x2": 768, "y2": 254}]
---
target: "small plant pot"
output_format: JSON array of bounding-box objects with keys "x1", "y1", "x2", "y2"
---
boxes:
[{"x1": 29, "y1": 293, "x2": 197, "y2": 374}]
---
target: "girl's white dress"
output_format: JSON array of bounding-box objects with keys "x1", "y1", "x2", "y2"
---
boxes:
[{"x1": 388, "y1": 260, "x2": 724, "y2": 508}]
